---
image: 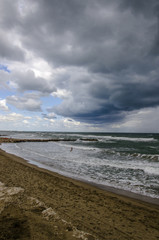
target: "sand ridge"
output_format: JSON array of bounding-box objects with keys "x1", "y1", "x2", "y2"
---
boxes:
[{"x1": 0, "y1": 181, "x2": 95, "y2": 240}]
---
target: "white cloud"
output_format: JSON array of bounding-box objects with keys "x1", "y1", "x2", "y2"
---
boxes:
[
  {"x1": 0, "y1": 99, "x2": 9, "y2": 111},
  {"x1": 111, "y1": 107, "x2": 159, "y2": 133},
  {"x1": 51, "y1": 89, "x2": 71, "y2": 99},
  {"x1": 7, "y1": 93, "x2": 42, "y2": 112},
  {"x1": 0, "y1": 112, "x2": 29, "y2": 122},
  {"x1": 0, "y1": 70, "x2": 11, "y2": 89},
  {"x1": 42, "y1": 112, "x2": 57, "y2": 120},
  {"x1": 23, "y1": 120, "x2": 29, "y2": 124}
]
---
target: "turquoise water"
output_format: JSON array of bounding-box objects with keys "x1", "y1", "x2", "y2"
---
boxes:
[{"x1": 1, "y1": 131, "x2": 159, "y2": 199}]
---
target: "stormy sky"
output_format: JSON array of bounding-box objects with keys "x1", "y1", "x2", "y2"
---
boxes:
[{"x1": 0, "y1": 0, "x2": 159, "y2": 132}]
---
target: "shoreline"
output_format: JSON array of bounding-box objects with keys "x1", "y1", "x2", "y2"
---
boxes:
[
  {"x1": 1, "y1": 136, "x2": 159, "y2": 206},
  {"x1": 1, "y1": 143, "x2": 159, "y2": 207},
  {"x1": 28, "y1": 158, "x2": 159, "y2": 207},
  {"x1": 0, "y1": 149, "x2": 159, "y2": 239}
]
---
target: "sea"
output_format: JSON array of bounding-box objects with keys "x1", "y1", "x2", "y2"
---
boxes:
[{"x1": 0, "y1": 131, "x2": 159, "y2": 201}]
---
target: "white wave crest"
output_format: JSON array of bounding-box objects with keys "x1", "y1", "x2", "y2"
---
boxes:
[
  {"x1": 144, "y1": 167, "x2": 159, "y2": 176},
  {"x1": 102, "y1": 136, "x2": 157, "y2": 142}
]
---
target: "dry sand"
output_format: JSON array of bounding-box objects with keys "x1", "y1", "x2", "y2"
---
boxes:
[{"x1": 0, "y1": 148, "x2": 159, "y2": 240}]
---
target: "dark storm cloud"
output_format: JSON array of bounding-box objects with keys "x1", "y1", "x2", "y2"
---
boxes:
[
  {"x1": 0, "y1": 0, "x2": 20, "y2": 29},
  {"x1": 120, "y1": 0, "x2": 159, "y2": 56},
  {"x1": 1, "y1": 0, "x2": 159, "y2": 124},
  {"x1": 0, "y1": 34, "x2": 25, "y2": 61},
  {"x1": 0, "y1": 0, "x2": 25, "y2": 61},
  {"x1": 18, "y1": 0, "x2": 157, "y2": 72},
  {"x1": 119, "y1": 0, "x2": 158, "y2": 16},
  {"x1": 51, "y1": 69, "x2": 159, "y2": 123}
]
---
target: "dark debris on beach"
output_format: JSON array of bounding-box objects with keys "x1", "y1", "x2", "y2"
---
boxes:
[{"x1": 0, "y1": 137, "x2": 98, "y2": 144}]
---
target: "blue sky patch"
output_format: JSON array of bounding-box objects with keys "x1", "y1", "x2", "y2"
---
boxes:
[{"x1": 0, "y1": 64, "x2": 11, "y2": 73}]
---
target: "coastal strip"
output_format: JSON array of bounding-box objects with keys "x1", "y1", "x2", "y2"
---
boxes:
[
  {"x1": 0, "y1": 137, "x2": 98, "y2": 143},
  {"x1": 0, "y1": 148, "x2": 159, "y2": 239}
]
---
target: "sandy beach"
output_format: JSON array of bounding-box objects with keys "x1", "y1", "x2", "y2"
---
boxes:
[{"x1": 0, "y1": 148, "x2": 159, "y2": 240}]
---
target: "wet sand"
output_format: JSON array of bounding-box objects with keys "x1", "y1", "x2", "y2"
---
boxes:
[{"x1": 0, "y1": 149, "x2": 159, "y2": 240}]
